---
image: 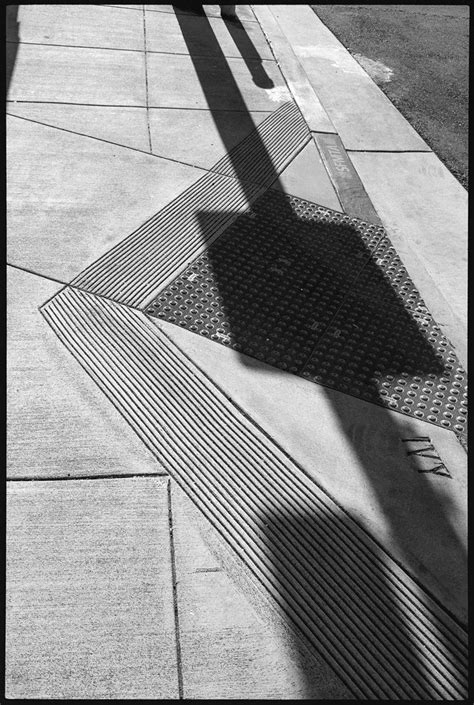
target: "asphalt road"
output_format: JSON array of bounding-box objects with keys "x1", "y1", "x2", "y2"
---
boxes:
[{"x1": 310, "y1": 4, "x2": 469, "y2": 189}]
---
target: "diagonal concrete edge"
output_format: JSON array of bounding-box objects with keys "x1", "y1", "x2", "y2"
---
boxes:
[
  {"x1": 70, "y1": 102, "x2": 311, "y2": 309},
  {"x1": 253, "y1": 4, "x2": 467, "y2": 370},
  {"x1": 169, "y1": 479, "x2": 351, "y2": 698},
  {"x1": 39, "y1": 286, "x2": 467, "y2": 700},
  {"x1": 252, "y1": 5, "x2": 382, "y2": 223},
  {"x1": 6, "y1": 265, "x2": 168, "y2": 480}
]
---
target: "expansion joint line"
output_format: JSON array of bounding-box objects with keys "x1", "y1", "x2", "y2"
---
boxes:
[
  {"x1": 142, "y1": 8, "x2": 153, "y2": 153},
  {"x1": 167, "y1": 479, "x2": 184, "y2": 699}
]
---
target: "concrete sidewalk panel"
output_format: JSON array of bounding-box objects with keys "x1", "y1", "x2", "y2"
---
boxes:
[
  {"x1": 349, "y1": 151, "x2": 467, "y2": 367},
  {"x1": 145, "y1": 10, "x2": 273, "y2": 60},
  {"x1": 146, "y1": 52, "x2": 291, "y2": 110},
  {"x1": 270, "y1": 138, "x2": 342, "y2": 211},
  {"x1": 270, "y1": 5, "x2": 430, "y2": 151},
  {"x1": 7, "y1": 104, "x2": 151, "y2": 154},
  {"x1": 7, "y1": 43, "x2": 146, "y2": 105},
  {"x1": 7, "y1": 115, "x2": 200, "y2": 282},
  {"x1": 13, "y1": 4, "x2": 145, "y2": 51},
  {"x1": 170, "y1": 480, "x2": 350, "y2": 699},
  {"x1": 159, "y1": 319, "x2": 467, "y2": 624},
  {"x1": 6, "y1": 476, "x2": 178, "y2": 699},
  {"x1": 148, "y1": 107, "x2": 271, "y2": 167},
  {"x1": 7, "y1": 266, "x2": 166, "y2": 480}
]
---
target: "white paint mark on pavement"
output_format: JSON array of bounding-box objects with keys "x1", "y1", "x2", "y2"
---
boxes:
[
  {"x1": 265, "y1": 85, "x2": 292, "y2": 102},
  {"x1": 353, "y1": 54, "x2": 394, "y2": 83}
]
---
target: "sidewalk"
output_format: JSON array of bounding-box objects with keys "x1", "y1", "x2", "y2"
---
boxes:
[{"x1": 6, "y1": 4, "x2": 468, "y2": 700}]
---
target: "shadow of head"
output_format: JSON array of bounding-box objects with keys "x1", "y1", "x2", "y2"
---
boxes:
[
  {"x1": 173, "y1": 4, "x2": 275, "y2": 91},
  {"x1": 224, "y1": 16, "x2": 275, "y2": 88}
]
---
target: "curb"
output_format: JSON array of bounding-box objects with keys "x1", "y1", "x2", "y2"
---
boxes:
[
  {"x1": 252, "y1": 4, "x2": 467, "y2": 370},
  {"x1": 253, "y1": 5, "x2": 384, "y2": 224}
]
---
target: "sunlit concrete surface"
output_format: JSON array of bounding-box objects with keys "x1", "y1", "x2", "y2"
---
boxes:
[
  {"x1": 6, "y1": 477, "x2": 178, "y2": 699},
  {"x1": 6, "y1": 3, "x2": 467, "y2": 699},
  {"x1": 7, "y1": 116, "x2": 200, "y2": 281},
  {"x1": 7, "y1": 266, "x2": 166, "y2": 480}
]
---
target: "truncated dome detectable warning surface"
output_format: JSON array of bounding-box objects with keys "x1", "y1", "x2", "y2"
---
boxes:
[{"x1": 145, "y1": 190, "x2": 467, "y2": 435}]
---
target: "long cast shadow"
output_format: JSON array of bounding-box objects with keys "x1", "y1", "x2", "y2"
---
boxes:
[
  {"x1": 6, "y1": 5, "x2": 20, "y2": 98},
  {"x1": 162, "y1": 6, "x2": 468, "y2": 697}
]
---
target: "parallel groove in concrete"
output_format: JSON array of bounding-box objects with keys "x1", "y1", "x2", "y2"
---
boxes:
[
  {"x1": 71, "y1": 171, "x2": 263, "y2": 307},
  {"x1": 70, "y1": 103, "x2": 308, "y2": 308},
  {"x1": 212, "y1": 101, "x2": 310, "y2": 183},
  {"x1": 41, "y1": 287, "x2": 468, "y2": 700}
]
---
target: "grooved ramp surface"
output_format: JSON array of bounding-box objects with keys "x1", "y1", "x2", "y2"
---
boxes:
[
  {"x1": 211, "y1": 101, "x2": 310, "y2": 184},
  {"x1": 71, "y1": 171, "x2": 263, "y2": 308},
  {"x1": 41, "y1": 287, "x2": 468, "y2": 700},
  {"x1": 70, "y1": 103, "x2": 308, "y2": 308},
  {"x1": 148, "y1": 189, "x2": 468, "y2": 434}
]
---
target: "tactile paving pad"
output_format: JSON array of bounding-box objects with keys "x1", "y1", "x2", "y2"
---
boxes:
[
  {"x1": 41, "y1": 286, "x2": 468, "y2": 699},
  {"x1": 146, "y1": 190, "x2": 467, "y2": 434}
]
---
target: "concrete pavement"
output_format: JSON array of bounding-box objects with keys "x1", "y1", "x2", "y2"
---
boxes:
[{"x1": 6, "y1": 4, "x2": 468, "y2": 700}]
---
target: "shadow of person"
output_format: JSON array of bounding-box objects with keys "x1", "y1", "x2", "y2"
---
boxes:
[
  {"x1": 151, "y1": 6, "x2": 468, "y2": 697},
  {"x1": 223, "y1": 16, "x2": 275, "y2": 88},
  {"x1": 172, "y1": 3, "x2": 274, "y2": 88},
  {"x1": 6, "y1": 5, "x2": 20, "y2": 98}
]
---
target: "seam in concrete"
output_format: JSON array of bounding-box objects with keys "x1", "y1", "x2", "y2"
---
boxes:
[
  {"x1": 7, "y1": 100, "x2": 271, "y2": 112},
  {"x1": 7, "y1": 262, "x2": 68, "y2": 287},
  {"x1": 7, "y1": 111, "x2": 285, "y2": 180},
  {"x1": 7, "y1": 41, "x2": 270, "y2": 59},
  {"x1": 7, "y1": 112, "x2": 208, "y2": 173},
  {"x1": 145, "y1": 49, "x2": 276, "y2": 62},
  {"x1": 142, "y1": 7, "x2": 153, "y2": 153},
  {"x1": 147, "y1": 105, "x2": 271, "y2": 112},
  {"x1": 93, "y1": 4, "x2": 145, "y2": 11},
  {"x1": 37, "y1": 283, "x2": 70, "y2": 311},
  {"x1": 347, "y1": 149, "x2": 433, "y2": 154},
  {"x1": 6, "y1": 40, "x2": 147, "y2": 53},
  {"x1": 7, "y1": 100, "x2": 150, "y2": 107},
  {"x1": 7, "y1": 472, "x2": 169, "y2": 482},
  {"x1": 167, "y1": 479, "x2": 184, "y2": 700},
  {"x1": 10, "y1": 42, "x2": 146, "y2": 56}
]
